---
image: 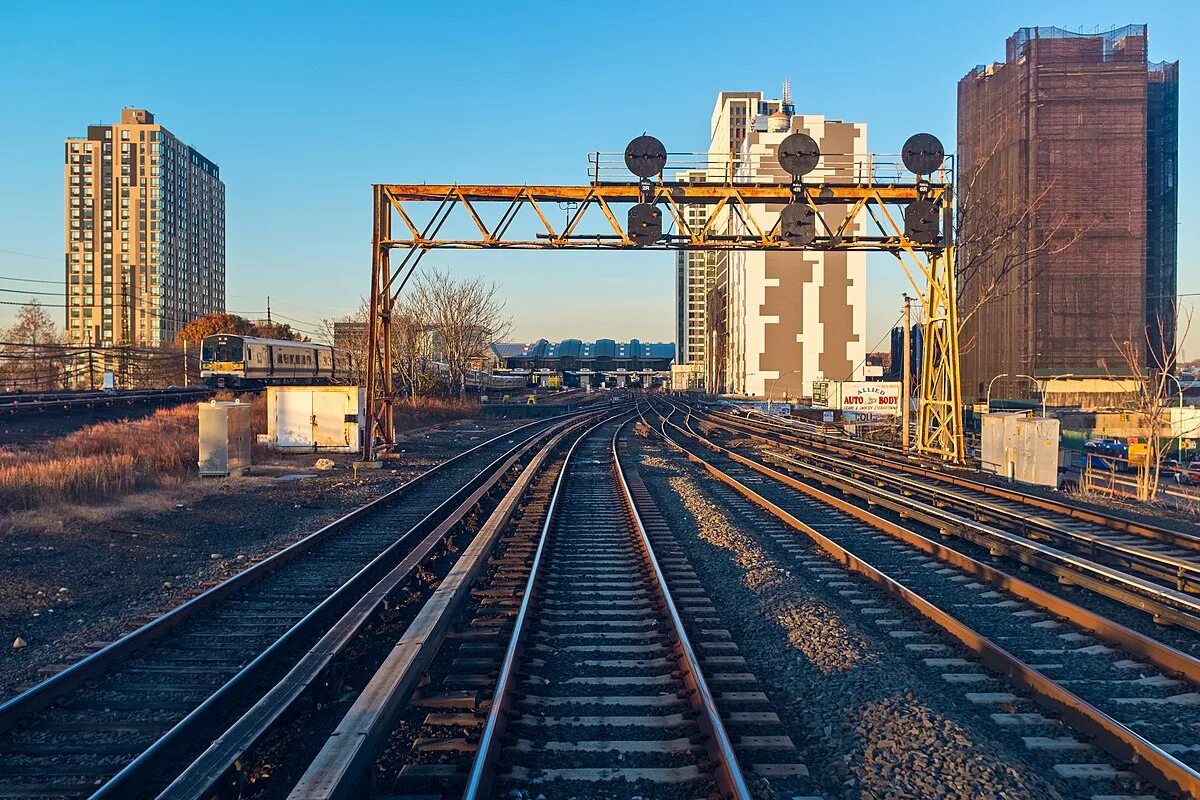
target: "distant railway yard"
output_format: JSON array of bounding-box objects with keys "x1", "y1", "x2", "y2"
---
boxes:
[{"x1": 0, "y1": 391, "x2": 1198, "y2": 800}]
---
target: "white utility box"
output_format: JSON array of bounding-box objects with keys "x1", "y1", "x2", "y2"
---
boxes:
[
  {"x1": 980, "y1": 411, "x2": 1060, "y2": 487},
  {"x1": 267, "y1": 386, "x2": 364, "y2": 453},
  {"x1": 198, "y1": 401, "x2": 252, "y2": 477}
]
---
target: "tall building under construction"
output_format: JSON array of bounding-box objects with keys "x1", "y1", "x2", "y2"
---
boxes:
[
  {"x1": 65, "y1": 108, "x2": 225, "y2": 347},
  {"x1": 957, "y1": 26, "x2": 1178, "y2": 401}
]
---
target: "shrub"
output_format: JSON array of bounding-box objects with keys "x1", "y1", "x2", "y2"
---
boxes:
[{"x1": 0, "y1": 405, "x2": 196, "y2": 513}]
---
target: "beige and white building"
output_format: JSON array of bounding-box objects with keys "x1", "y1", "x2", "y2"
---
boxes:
[
  {"x1": 65, "y1": 108, "x2": 225, "y2": 346},
  {"x1": 675, "y1": 86, "x2": 867, "y2": 399}
]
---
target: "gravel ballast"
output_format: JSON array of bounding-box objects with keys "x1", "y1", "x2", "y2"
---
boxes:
[{"x1": 632, "y1": 432, "x2": 1151, "y2": 800}]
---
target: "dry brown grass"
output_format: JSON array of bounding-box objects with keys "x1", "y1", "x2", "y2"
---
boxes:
[
  {"x1": 393, "y1": 396, "x2": 477, "y2": 434},
  {"x1": 0, "y1": 405, "x2": 197, "y2": 513},
  {"x1": 0, "y1": 392, "x2": 477, "y2": 518},
  {"x1": 212, "y1": 391, "x2": 268, "y2": 435}
]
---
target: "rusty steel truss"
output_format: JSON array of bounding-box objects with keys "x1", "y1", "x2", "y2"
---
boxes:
[{"x1": 366, "y1": 169, "x2": 964, "y2": 462}]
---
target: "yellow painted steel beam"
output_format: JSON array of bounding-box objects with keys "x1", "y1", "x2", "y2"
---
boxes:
[
  {"x1": 381, "y1": 183, "x2": 945, "y2": 204},
  {"x1": 378, "y1": 238, "x2": 937, "y2": 251}
]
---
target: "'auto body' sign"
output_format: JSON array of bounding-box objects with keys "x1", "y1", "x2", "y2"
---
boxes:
[{"x1": 834, "y1": 382, "x2": 901, "y2": 416}]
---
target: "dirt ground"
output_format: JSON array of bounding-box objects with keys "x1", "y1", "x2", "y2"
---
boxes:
[{"x1": 0, "y1": 416, "x2": 522, "y2": 698}]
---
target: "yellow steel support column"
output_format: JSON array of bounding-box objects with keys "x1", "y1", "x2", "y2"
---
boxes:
[{"x1": 917, "y1": 248, "x2": 965, "y2": 461}]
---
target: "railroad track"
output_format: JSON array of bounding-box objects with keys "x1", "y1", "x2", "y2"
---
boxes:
[
  {"x1": 0, "y1": 387, "x2": 211, "y2": 415},
  {"x1": 648, "y1": 400, "x2": 1200, "y2": 796},
  {"x1": 0, "y1": 410, "x2": 594, "y2": 800},
  {"x1": 690, "y1": 403, "x2": 1200, "y2": 632},
  {"x1": 284, "y1": 410, "x2": 808, "y2": 800},
  {"x1": 711, "y1": 403, "x2": 1195, "y2": 553}
]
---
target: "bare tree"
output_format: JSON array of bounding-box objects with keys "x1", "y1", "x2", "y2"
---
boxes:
[
  {"x1": 955, "y1": 139, "x2": 1092, "y2": 355},
  {"x1": 1110, "y1": 306, "x2": 1192, "y2": 502},
  {"x1": 331, "y1": 270, "x2": 509, "y2": 400},
  {"x1": 412, "y1": 269, "x2": 511, "y2": 399},
  {"x1": 393, "y1": 293, "x2": 437, "y2": 401},
  {"x1": 0, "y1": 300, "x2": 64, "y2": 391},
  {"x1": 317, "y1": 312, "x2": 366, "y2": 386},
  {"x1": 320, "y1": 296, "x2": 439, "y2": 399}
]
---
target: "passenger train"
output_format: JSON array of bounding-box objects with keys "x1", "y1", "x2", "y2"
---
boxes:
[{"x1": 201, "y1": 334, "x2": 336, "y2": 388}]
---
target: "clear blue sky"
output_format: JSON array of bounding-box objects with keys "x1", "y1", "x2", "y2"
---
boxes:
[{"x1": 0, "y1": 0, "x2": 1194, "y2": 353}]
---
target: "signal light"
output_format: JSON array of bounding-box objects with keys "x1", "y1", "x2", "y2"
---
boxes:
[
  {"x1": 905, "y1": 200, "x2": 940, "y2": 244},
  {"x1": 628, "y1": 203, "x2": 662, "y2": 246},
  {"x1": 779, "y1": 204, "x2": 817, "y2": 246}
]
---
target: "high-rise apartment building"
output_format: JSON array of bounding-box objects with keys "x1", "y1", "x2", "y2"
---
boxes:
[
  {"x1": 957, "y1": 26, "x2": 1178, "y2": 400},
  {"x1": 678, "y1": 85, "x2": 867, "y2": 398},
  {"x1": 64, "y1": 108, "x2": 225, "y2": 346},
  {"x1": 674, "y1": 170, "x2": 715, "y2": 368}
]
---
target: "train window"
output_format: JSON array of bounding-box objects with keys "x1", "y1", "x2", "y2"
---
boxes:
[{"x1": 202, "y1": 339, "x2": 243, "y2": 362}]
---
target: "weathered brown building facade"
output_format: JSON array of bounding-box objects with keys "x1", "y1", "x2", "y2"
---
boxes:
[{"x1": 957, "y1": 26, "x2": 1178, "y2": 401}]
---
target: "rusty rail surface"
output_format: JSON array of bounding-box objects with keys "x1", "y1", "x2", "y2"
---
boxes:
[
  {"x1": 648, "y1": 401, "x2": 1200, "y2": 798},
  {"x1": 277, "y1": 414, "x2": 602, "y2": 800},
  {"x1": 460, "y1": 411, "x2": 751, "y2": 800},
  {"x1": 706, "y1": 405, "x2": 1200, "y2": 553},
  {"x1": 0, "y1": 411, "x2": 594, "y2": 800},
  {"x1": 692, "y1": 408, "x2": 1200, "y2": 630}
]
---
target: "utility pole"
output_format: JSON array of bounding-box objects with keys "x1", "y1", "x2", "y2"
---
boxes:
[
  {"x1": 183, "y1": 340, "x2": 189, "y2": 387},
  {"x1": 901, "y1": 294, "x2": 911, "y2": 452},
  {"x1": 266, "y1": 296, "x2": 272, "y2": 326}
]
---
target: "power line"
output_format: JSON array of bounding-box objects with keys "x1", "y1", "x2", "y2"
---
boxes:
[
  {"x1": 0, "y1": 247, "x2": 57, "y2": 262},
  {"x1": 0, "y1": 286, "x2": 63, "y2": 297},
  {"x1": 0, "y1": 299, "x2": 66, "y2": 307},
  {"x1": 0, "y1": 274, "x2": 64, "y2": 285}
]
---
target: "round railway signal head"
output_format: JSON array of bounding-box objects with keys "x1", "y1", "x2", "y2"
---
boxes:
[
  {"x1": 901, "y1": 133, "x2": 945, "y2": 175},
  {"x1": 779, "y1": 203, "x2": 817, "y2": 246},
  {"x1": 905, "y1": 200, "x2": 940, "y2": 244},
  {"x1": 778, "y1": 133, "x2": 821, "y2": 177},
  {"x1": 624, "y1": 135, "x2": 667, "y2": 178},
  {"x1": 628, "y1": 203, "x2": 663, "y2": 246}
]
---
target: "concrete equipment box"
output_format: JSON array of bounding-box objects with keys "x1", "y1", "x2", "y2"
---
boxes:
[
  {"x1": 198, "y1": 401, "x2": 252, "y2": 477},
  {"x1": 267, "y1": 386, "x2": 364, "y2": 453}
]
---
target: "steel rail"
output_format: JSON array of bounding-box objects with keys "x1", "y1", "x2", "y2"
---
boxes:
[
  {"x1": 715, "y1": 412, "x2": 1200, "y2": 568},
  {"x1": 695, "y1": 409, "x2": 1200, "y2": 597},
  {"x1": 647, "y1": 401, "x2": 1200, "y2": 798},
  {"x1": 612, "y1": 408, "x2": 753, "y2": 800},
  {"x1": 760, "y1": 442, "x2": 1200, "y2": 592},
  {"x1": 708, "y1": 404, "x2": 1200, "y2": 554},
  {"x1": 681, "y1": 406, "x2": 1200, "y2": 632},
  {"x1": 460, "y1": 411, "x2": 752, "y2": 800},
  {"x1": 0, "y1": 413, "x2": 592, "y2": 800},
  {"x1": 694, "y1": 412, "x2": 1200, "y2": 632},
  {"x1": 662, "y1": 403, "x2": 1200, "y2": 681},
  {"x1": 460, "y1": 414, "x2": 624, "y2": 800},
  {"x1": 0, "y1": 413, "x2": 568, "y2": 736},
  {"x1": 87, "y1": 412, "x2": 596, "y2": 800},
  {"x1": 174, "y1": 412, "x2": 602, "y2": 800}
]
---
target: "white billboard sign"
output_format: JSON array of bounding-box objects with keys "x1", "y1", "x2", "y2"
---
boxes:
[{"x1": 833, "y1": 381, "x2": 901, "y2": 416}]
